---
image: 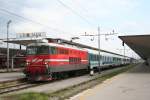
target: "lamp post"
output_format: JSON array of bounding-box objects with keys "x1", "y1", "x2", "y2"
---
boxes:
[{"x1": 7, "y1": 20, "x2": 12, "y2": 72}]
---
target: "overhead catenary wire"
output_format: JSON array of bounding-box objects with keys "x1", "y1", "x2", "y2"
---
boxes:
[
  {"x1": 3, "y1": 0, "x2": 96, "y2": 28},
  {"x1": 56, "y1": 0, "x2": 95, "y2": 27},
  {"x1": 68, "y1": 0, "x2": 91, "y2": 17},
  {"x1": 0, "y1": 8, "x2": 67, "y2": 34},
  {"x1": 1, "y1": 0, "x2": 96, "y2": 33}
]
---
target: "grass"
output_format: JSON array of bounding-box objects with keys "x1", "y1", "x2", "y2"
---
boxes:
[
  {"x1": 2, "y1": 64, "x2": 137, "y2": 100},
  {"x1": 2, "y1": 92, "x2": 49, "y2": 100},
  {"x1": 0, "y1": 79, "x2": 26, "y2": 89}
]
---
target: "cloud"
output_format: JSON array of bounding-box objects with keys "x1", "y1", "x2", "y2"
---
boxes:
[
  {"x1": 7, "y1": 0, "x2": 140, "y2": 35},
  {"x1": 0, "y1": 0, "x2": 146, "y2": 58}
]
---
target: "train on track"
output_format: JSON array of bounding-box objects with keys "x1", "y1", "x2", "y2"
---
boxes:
[{"x1": 24, "y1": 41, "x2": 131, "y2": 81}]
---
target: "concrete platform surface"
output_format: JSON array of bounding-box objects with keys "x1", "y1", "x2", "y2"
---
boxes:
[
  {"x1": 2, "y1": 66, "x2": 126, "y2": 96},
  {"x1": 71, "y1": 63, "x2": 150, "y2": 100},
  {"x1": 0, "y1": 68, "x2": 23, "y2": 73},
  {"x1": 0, "y1": 72, "x2": 25, "y2": 82}
]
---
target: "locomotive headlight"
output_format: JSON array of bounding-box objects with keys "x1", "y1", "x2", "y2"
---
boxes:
[
  {"x1": 45, "y1": 63, "x2": 49, "y2": 69},
  {"x1": 44, "y1": 62, "x2": 48, "y2": 65},
  {"x1": 26, "y1": 62, "x2": 30, "y2": 65},
  {"x1": 26, "y1": 60, "x2": 31, "y2": 66}
]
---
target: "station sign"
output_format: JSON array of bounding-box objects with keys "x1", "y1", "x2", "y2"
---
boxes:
[{"x1": 16, "y1": 32, "x2": 46, "y2": 38}]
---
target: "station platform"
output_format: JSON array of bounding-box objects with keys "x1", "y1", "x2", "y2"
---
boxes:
[
  {"x1": 0, "y1": 68, "x2": 24, "y2": 73},
  {"x1": 0, "y1": 71, "x2": 25, "y2": 82},
  {"x1": 71, "y1": 63, "x2": 150, "y2": 100}
]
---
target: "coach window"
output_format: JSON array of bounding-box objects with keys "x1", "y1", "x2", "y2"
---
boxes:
[
  {"x1": 97, "y1": 55, "x2": 99, "y2": 60},
  {"x1": 61, "y1": 49, "x2": 64, "y2": 54},
  {"x1": 62, "y1": 49, "x2": 64, "y2": 54},
  {"x1": 91, "y1": 54, "x2": 94, "y2": 61},
  {"x1": 97, "y1": 55, "x2": 99, "y2": 61},
  {"x1": 102, "y1": 56, "x2": 103, "y2": 61},
  {"x1": 64, "y1": 49, "x2": 67, "y2": 54},
  {"x1": 50, "y1": 47, "x2": 56, "y2": 54},
  {"x1": 58, "y1": 49, "x2": 60, "y2": 54},
  {"x1": 64, "y1": 49, "x2": 66, "y2": 54},
  {"x1": 93, "y1": 55, "x2": 95, "y2": 61},
  {"x1": 99, "y1": 55, "x2": 101, "y2": 60},
  {"x1": 96, "y1": 55, "x2": 98, "y2": 61},
  {"x1": 107, "y1": 57, "x2": 109, "y2": 62},
  {"x1": 63, "y1": 50, "x2": 65, "y2": 54},
  {"x1": 59, "y1": 48, "x2": 64, "y2": 54},
  {"x1": 92, "y1": 55, "x2": 94, "y2": 60},
  {"x1": 61, "y1": 49, "x2": 63, "y2": 54},
  {"x1": 104, "y1": 56, "x2": 106, "y2": 61}
]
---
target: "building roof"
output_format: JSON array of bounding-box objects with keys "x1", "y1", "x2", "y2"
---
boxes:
[{"x1": 119, "y1": 35, "x2": 150, "y2": 60}]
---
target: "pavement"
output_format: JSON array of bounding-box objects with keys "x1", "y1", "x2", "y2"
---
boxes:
[
  {"x1": 70, "y1": 63, "x2": 150, "y2": 100},
  {"x1": 0, "y1": 68, "x2": 23, "y2": 73},
  {"x1": 1, "y1": 66, "x2": 127, "y2": 96},
  {"x1": 0, "y1": 71, "x2": 25, "y2": 82}
]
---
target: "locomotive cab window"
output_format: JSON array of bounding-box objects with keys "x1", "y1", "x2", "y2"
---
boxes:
[
  {"x1": 37, "y1": 45, "x2": 49, "y2": 54},
  {"x1": 27, "y1": 45, "x2": 50, "y2": 55},
  {"x1": 27, "y1": 46, "x2": 37, "y2": 55},
  {"x1": 50, "y1": 47, "x2": 57, "y2": 54}
]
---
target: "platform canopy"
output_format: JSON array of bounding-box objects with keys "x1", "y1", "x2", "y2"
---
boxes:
[
  {"x1": 3, "y1": 37, "x2": 49, "y2": 46},
  {"x1": 119, "y1": 35, "x2": 150, "y2": 60}
]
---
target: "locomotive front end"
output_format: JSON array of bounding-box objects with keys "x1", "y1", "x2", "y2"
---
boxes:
[{"x1": 24, "y1": 43, "x2": 52, "y2": 81}]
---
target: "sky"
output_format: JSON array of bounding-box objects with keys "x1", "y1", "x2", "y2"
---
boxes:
[{"x1": 0, "y1": 0, "x2": 150, "y2": 58}]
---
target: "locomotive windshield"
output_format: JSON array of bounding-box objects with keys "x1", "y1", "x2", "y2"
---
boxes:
[{"x1": 27, "y1": 45, "x2": 50, "y2": 55}]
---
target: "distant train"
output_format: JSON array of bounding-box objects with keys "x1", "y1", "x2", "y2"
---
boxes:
[{"x1": 24, "y1": 42, "x2": 131, "y2": 81}]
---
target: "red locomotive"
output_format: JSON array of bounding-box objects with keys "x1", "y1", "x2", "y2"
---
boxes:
[{"x1": 24, "y1": 42, "x2": 89, "y2": 81}]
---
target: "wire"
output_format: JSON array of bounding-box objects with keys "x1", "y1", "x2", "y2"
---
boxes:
[
  {"x1": 0, "y1": 1, "x2": 57, "y2": 25},
  {"x1": 56, "y1": 0, "x2": 94, "y2": 27},
  {"x1": 0, "y1": 8, "x2": 67, "y2": 33},
  {"x1": 69, "y1": 0, "x2": 90, "y2": 16}
]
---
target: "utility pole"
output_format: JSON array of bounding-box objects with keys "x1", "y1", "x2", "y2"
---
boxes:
[
  {"x1": 98, "y1": 26, "x2": 101, "y2": 74},
  {"x1": 7, "y1": 20, "x2": 12, "y2": 72},
  {"x1": 81, "y1": 27, "x2": 118, "y2": 74}
]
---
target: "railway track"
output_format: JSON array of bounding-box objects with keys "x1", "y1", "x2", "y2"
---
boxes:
[
  {"x1": 0, "y1": 66, "x2": 129, "y2": 95},
  {"x1": 0, "y1": 78, "x2": 41, "y2": 95},
  {"x1": 0, "y1": 74, "x2": 86, "y2": 95},
  {"x1": 0, "y1": 76, "x2": 75, "y2": 95},
  {"x1": 0, "y1": 82, "x2": 33, "y2": 94}
]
